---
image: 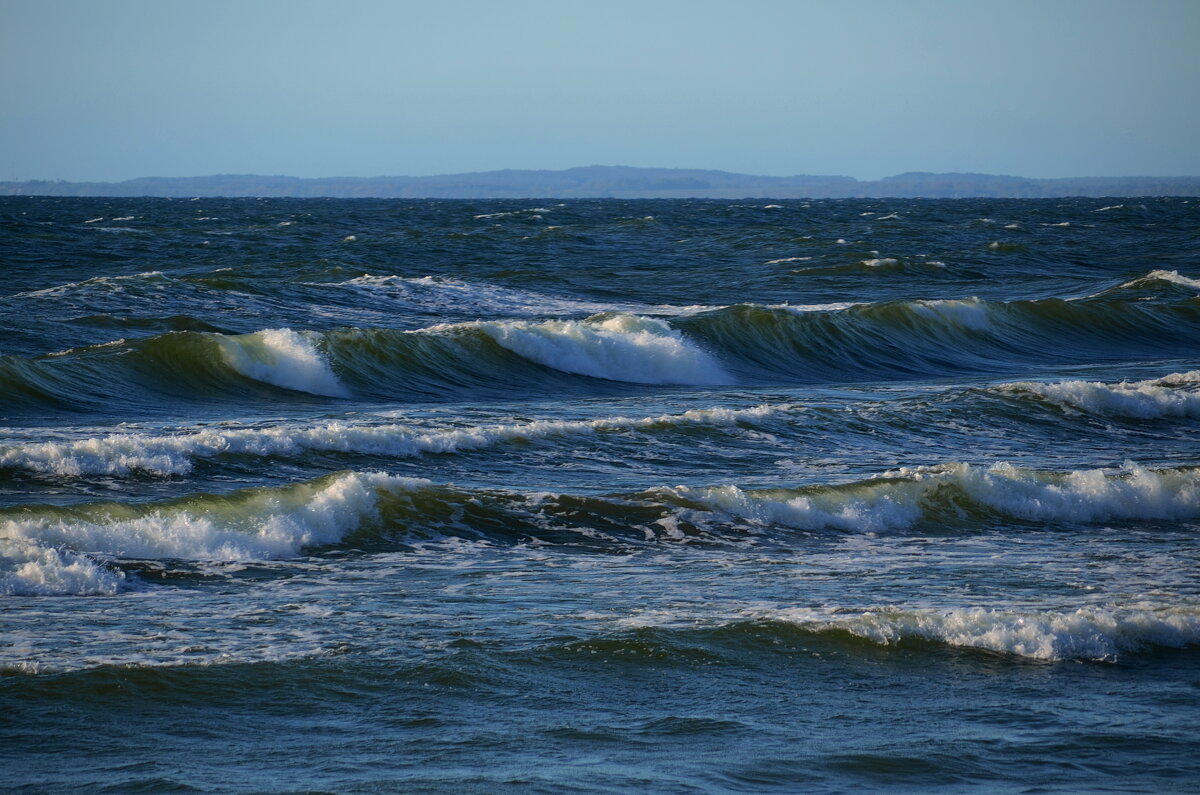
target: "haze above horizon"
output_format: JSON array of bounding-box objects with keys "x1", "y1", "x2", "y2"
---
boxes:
[{"x1": 2, "y1": 0, "x2": 1198, "y2": 183}]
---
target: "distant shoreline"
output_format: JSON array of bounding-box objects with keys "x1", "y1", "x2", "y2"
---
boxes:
[{"x1": 3, "y1": 166, "x2": 1199, "y2": 199}]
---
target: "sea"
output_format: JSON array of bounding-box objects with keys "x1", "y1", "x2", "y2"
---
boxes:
[{"x1": 1, "y1": 196, "x2": 1198, "y2": 792}]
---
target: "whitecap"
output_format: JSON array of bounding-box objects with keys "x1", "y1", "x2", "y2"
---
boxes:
[
  {"x1": 0, "y1": 473, "x2": 430, "y2": 595},
  {"x1": 763, "y1": 605, "x2": 1200, "y2": 661},
  {"x1": 666, "y1": 461, "x2": 1200, "y2": 533},
  {"x1": 473, "y1": 314, "x2": 732, "y2": 385},
  {"x1": 215, "y1": 328, "x2": 347, "y2": 397},
  {"x1": 1001, "y1": 371, "x2": 1200, "y2": 419},
  {"x1": 0, "y1": 405, "x2": 784, "y2": 477}
]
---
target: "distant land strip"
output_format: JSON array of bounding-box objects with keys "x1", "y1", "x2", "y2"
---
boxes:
[{"x1": 3, "y1": 166, "x2": 1199, "y2": 199}]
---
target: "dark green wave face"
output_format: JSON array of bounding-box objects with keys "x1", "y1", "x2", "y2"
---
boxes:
[{"x1": 2, "y1": 197, "x2": 1200, "y2": 793}]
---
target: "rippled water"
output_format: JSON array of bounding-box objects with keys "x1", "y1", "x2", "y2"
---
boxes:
[{"x1": 2, "y1": 197, "x2": 1199, "y2": 791}]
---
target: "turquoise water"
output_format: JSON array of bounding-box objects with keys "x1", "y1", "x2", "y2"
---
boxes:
[{"x1": 2, "y1": 197, "x2": 1199, "y2": 791}]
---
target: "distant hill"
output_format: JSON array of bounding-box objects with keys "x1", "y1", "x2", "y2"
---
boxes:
[{"x1": 3, "y1": 166, "x2": 1199, "y2": 198}]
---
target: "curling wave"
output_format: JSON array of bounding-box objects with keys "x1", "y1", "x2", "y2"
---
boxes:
[
  {"x1": 666, "y1": 461, "x2": 1200, "y2": 532},
  {"x1": 0, "y1": 472, "x2": 427, "y2": 595},
  {"x1": 3, "y1": 283, "x2": 1200, "y2": 410},
  {"x1": 5, "y1": 461, "x2": 1199, "y2": 595},
  {"x1": 1000, "y1": 370, "x2": 1200, "y2": 419}
]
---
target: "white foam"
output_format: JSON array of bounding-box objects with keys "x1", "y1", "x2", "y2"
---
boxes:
[
  {"x1": 216, "y1": 328, "x2": 347, "y2": 397},
  {"x1": 0, "y1": 473, "x2": 429, "y2": 596},
  {"x1": 474, "y1": 314, "x2": 732, "y2": 385},
  {"x1": 1002, "y1": 371, "x2": 1200, "y2": 419},
  {"x1": 0, "y1": 405, "x2": 784, "y2": 477},
  {"x1": 764, "y1": 605, "x2": 1200, "y2": 661},
  {"x1": 861, "y1": 257, "x2": 899, "y2": 267},
  {"x1": 765, "y1": 256, "x2": 812, "y2": 264},
  {"x1": 668, "y1": 461, "x2": 1200, "y2": 532},
  {"x1": 473, "y1": 207, "x2": 551, "y2": 219},
  {"x1": 672, "y1": 482, "x2": 923, "y2": 533},
  {"x1": 0, "y1": 539, "x2": 126, "y2": 596},
  {"x1": 774, "y1": 302, "x2": 861, "y2": 314},
  {"x1": 1140, "y1": 269, "x2": 1200, "y2": 290}
]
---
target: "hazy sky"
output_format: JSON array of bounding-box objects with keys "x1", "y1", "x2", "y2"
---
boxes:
[{"x1": 2, "y1": 0, "x2": 1198, "y2": 181}]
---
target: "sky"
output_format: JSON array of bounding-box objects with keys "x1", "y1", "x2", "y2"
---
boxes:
[{"x1": 2, "y1": 0, "x2": 1198, "y2": 182}]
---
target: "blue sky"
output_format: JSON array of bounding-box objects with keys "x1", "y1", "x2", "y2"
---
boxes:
[{"x1": 2, "y1": 0, "x2": 1197, "y2": 181}]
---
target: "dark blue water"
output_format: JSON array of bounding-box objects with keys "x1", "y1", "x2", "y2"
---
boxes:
[{"x1": 2, "y1": 197, "x2": 1199, "y2": 791}]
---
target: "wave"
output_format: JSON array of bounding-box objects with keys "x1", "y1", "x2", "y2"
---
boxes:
[
  {"x1": 677, "y1": 286, "x2": 1200, "y2": 382},
  {"x1": 5, "y1": 462, "x2": 1198, "y2": 595},
  {"x1": 10, "y1": 270, "x2": 173, "y2": 299},
  {"x1": 4, "y1": 276, "x2": 1200, "y2": 410},
  {"x1": 0, "y1": 539, "x2": 127, "y2": 597},
  {"x1": 469, "y1": 314, "x2": 731, "y2": 385},
  {"x1": 1123, "y1": 269, "x2": 1200, "y2": 291},
  {"x1": 663, "y1": 461, "x2": 1200, "y2": 533},
  {"x1": 0, "y1": 472, "x2": 427, "y2": 595},
  {"x1": 1088, "y1": 269, "x2": 1200, "y2": 299},
  {"x1": 0, "y1": 405, "x2": 782, "y2": 477},
  {"x1": 214, "y1": 328, "x2": 347, "y2": 397},
  {"x1": 621, "y1": 606, "x2": 1200, "y2": 662},
  {"x1": 790, "y1": 605, "x2": 1200, "y2": 662},
  {"x1": 1000, "y1": 370, "x2": 1200, "y2": 419}
]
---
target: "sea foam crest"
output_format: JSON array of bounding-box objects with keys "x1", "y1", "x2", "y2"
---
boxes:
[
  {"x1": 669, "y1": 462, "x2": 1200, "y2": 532},
  {"x1": 1002, "y1": 370, "x2": 1200, "y2": 419},
  {"x1": 1117, "y1": 269, "x2": 1200, "y2": 291},
  {"x1": 0, "y1": 539, "x2": 126, "y2": 596},
  {"x1": 766, "y1": 605, "x2": 1200, "y2": 661},
  {"x1": 216, "y1": 328, "x2": 347, "y2": 397},
  {"x1": 0, "y1": 472, "x2": 428, "y2": 595},
  {"x1": 0, "y1": 405, "x2": 782, "y2": 477},
  {"x1": 475, "y1": 314, "x2": 732, "y2": 385}
]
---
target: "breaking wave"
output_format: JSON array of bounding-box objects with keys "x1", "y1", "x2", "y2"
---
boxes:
[
  {"x1": 214, "y1": 328, "x2": 347, "y2": 397},
  {"x1": 3, "y1": 277, "x2": 1199, "y2": 410},
  {"x1": 5, "y1": 461, "x2": 1199, "y2": 595},
  {"x1": 471, "y1": 314, "x2": 732, "y2": 385},
  {"x1": 0, "y1": 472, "x2": 427, "y2": 595},
  {"x1": 667, "y1": 461, "x2": 1200, "y2": 533},
  {"x1": 1001, "y1": 370, "x2": 1200, "y2": 419},
  {"x1": 0, "y1": 405, "x2": 781, "y2": 477},
  {"x1": 630, "y1": 606, "x2": 1200, "y2": 662}
]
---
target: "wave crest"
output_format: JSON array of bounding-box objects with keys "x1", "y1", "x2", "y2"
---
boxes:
[
  {"x1": 215, "y1": 328, "x2": 347, "y2": 396},
  {"x1": 761, "y1": 605, "x2": 1200, "y2": 661},
  {"x1": 1001, "y1": 370, "x2": 1200, "y2": 419},
  {"x1": 668, "y1": 462, "x2": 1200, "y2": 532},
  {"x1": 472, "y1": 314, "x2": 732, "y2": 385}
]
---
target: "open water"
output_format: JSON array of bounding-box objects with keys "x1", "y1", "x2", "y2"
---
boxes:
[{"x1": 1, "y1": 196, "x2": 1198, "y2": 792}]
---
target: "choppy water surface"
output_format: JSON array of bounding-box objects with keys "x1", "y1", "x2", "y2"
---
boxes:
[{"x1": 2, "y1": 197, "x2": 1199, "y2": 791}]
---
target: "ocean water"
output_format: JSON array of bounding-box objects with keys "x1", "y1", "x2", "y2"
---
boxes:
[{"x1": 1, "y1": 196, "x2": 1198, "y2": 792}]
